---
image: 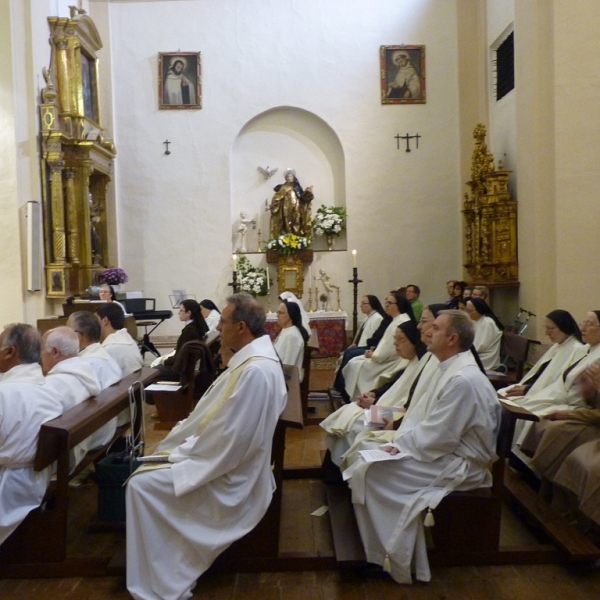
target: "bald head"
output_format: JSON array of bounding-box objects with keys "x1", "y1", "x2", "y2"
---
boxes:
[{"x1": 41, "y1": 326, "x2": 80, "y2": 374}]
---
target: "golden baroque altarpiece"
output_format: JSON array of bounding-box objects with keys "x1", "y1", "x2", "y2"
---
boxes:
[
  {"x1": 39, "y1": 10, "x2": 116, "y2": 297},
  {"x1": 462, "y1": 124, "x2": 518, "y2": 286}
]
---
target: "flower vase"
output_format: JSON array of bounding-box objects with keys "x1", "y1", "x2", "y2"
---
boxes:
[{"x1": 326, "y1": 235, "x2": 335, "y2": 251}]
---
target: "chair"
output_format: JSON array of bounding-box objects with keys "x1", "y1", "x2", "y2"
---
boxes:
[
  {"x1": 152, "y1": 341, "x2": 216, "y2": 430},
  {"x1": 487, "y1": 332, "x2": 535, "y2": 390}
]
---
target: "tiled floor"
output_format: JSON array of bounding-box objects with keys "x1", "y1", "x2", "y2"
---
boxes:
[{"x1": 3, "y1": 365, "x2": 600, "y2": 598}]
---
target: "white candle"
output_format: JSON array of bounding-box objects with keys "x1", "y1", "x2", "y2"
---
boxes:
[
  {"x1": 352, "y1": 249, "x2": 357, "y2": 268},
  {"x1": 266, "y1": 267, "x2": 270, "y2": 289},
  {"x1": 309, "y1": 266, "x2": 312, "y2": 291},
  {"x1": 232, "y1": 254, "x2": 237, "y2": 271}
]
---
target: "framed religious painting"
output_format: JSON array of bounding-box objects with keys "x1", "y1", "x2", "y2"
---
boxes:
[
  {"x1": 158, "y1": 52, "x2": 202, "y2": 110},
  {"x1": 380, "y1": 45, "x2": 426, "y2": 104}
]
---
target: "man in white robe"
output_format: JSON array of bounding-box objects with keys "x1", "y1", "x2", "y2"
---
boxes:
[
  {"x1": 97, "y1": 303, "x2": 143, "y2": 377},
  {"x1": 346, "y1": 310, "x2": 501, "y2": 584},
  {"x1": 41, "y1": 327, "x2": 102, "y2": 411},
  {"x1": 126, "y1": 293, "x2": 287, "y2": 600},
  {"x1": 68, "y1": 311, "x2": 123, "y2": 451},
  {"x1": 0, "y1": 324, "x2": 63, "y2": 546},
  {"x1": 41, "y1": 327, "x2": 102, "y2": 470}
]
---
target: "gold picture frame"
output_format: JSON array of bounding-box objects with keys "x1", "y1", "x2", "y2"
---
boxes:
[
  {"x1": 277, "y1": 254, "x2": 304, "y2": 298},
  {"x1": 159, "y1": 52, "x2": 202, "y2": 110},
  {"x1": 380, "y1": 45, "x2": 426, "y2": 104}
]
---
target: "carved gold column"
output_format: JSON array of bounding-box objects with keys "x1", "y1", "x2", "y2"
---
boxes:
[
  {"x1": 48, "y1": 158, "x2": 67, "y2": 264},
  {"x1": 53, "y1": 33, "x2": 71, "y2": 115},
  {"x1": 64, "y1": 168, "x2": 80, "y2": 264}
]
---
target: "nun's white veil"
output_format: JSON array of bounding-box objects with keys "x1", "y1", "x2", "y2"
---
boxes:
[{"x1": 278, "y1": 291, "x2": 311, "y2": 331}]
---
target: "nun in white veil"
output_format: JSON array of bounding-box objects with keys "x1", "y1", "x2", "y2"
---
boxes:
[{"x1": 279, "y1": 292, "x2": 311, "y2": 332}]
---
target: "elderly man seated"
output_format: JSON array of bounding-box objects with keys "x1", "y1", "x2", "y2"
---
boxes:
[
  {"x1": 67, "y1": 311, "x2": 123, "y2": 455},
  {"x1": 96, "y1": 303, "x2": 143, "y2": 377},
  {"x1": 41, "y1": 327, "x2": 101, "y2": 410},
  {"x1": 126, "y1": 294, "x2": 287, "y2": 600},
  {"x1": 68, "y1": 311, "x2": 122, "y2": 388},
  {"x1": 0, "y1": 324, "x2": 63, "y2": 546},
  {"x1": 345, "y1": 310, "x2": 501, "y2": 584},
  {"x1": 41, "y1": 327, "x2": 102, "y2": 470}
]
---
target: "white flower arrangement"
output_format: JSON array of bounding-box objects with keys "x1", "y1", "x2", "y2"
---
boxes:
[
  {"x1": 236, "y1": 255, "x2": 270, "y2": 297},
  {"x1": 266, "y1": 234, "x2": 311, "y2": 255},
  {"x1": 312, "y1": 205, "x2": 347, "y2": 237}
]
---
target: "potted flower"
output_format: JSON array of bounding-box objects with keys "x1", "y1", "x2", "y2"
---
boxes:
[
  {"x1": 237, "y1": 256, "x2": 270, "y2": 297},
  {"x1": 266, "y1": 233, "x2": 312, "y2": 256},
  {"x1": 312, "y1": 205, "x2": 346, "y2": 250},
  {"x1": 98, "y1": 267, "x2": 128, "y2": 287}
]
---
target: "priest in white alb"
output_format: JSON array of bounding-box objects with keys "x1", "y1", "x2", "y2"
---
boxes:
[
  {"x1": 0, "y1": 324, "x2": 63, "y2": 546},
  {"x1": 346, "y1": 310, "x2": 501, "y2": 584},
  {"x1": 126, "y1": 294, "x2": 287, "y2": 600}
]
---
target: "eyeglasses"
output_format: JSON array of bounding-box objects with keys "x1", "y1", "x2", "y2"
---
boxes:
[
  {"x1": 419, "y1": 318, "x2": 433, "y2": 324},
  {"x1": 384, "y1": 300, "x2": 397, "y2": 305},
  {"x1": 218, "y1": 318, "x2": 239, "y2": 326},
  {"x1": 580, "y1": 321, "x2": 600, "y2": 329}
]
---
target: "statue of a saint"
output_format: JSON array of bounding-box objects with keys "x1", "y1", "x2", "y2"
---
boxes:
[
  {"x1": 267, "y1": 169, "x2": 314, "y2": 238},
  {"x1": 317, "y1": 268, "x2": 339, "y2": 311},
  {"x1": 236, "y1": 211, "x2": 255, "y2": 253}
]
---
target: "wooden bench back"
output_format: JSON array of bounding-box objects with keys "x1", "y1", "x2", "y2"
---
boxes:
[{"x1": 34, "y1": 367, "x2": 158, "y2": 472}]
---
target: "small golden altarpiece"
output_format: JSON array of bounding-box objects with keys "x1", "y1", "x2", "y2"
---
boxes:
[
  {"x1": 462, "y1": 124, "x2": 518, "y2": 286},
  {"x1": 39, "y1": 10, "x2": 117, "y2": 297}
]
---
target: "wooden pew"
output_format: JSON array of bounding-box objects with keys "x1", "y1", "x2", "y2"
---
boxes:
[
  {"x1": 324, "y1": 400, "x2": 598, "y2": 569},
  {"x1": 0, "y1": 367, "x2": 158, "y2": 578}
]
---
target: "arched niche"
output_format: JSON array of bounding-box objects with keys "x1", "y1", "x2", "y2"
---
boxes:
[{"x1": 230, "y1": 106, "x2": 346, "y2": 252}]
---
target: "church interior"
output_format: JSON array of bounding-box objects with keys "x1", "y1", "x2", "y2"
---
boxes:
[{"x1": 2, "y1": 0, "x2": 600, "y2": 597}]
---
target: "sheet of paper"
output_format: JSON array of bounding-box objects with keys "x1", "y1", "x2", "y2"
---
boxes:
[
  {"x1": 310, "y1": 505, "x2": 329, "y2": 517},
  {"x1": 145, "y1": 384, "x2": 182, "y2": 392},
  {"x1": 358, "y1": 449, "x2": 404, "y2": 463}
]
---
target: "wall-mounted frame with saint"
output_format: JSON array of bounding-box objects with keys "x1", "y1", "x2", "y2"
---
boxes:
[
  {"x1": 380, "y1": 45, "x2": 426, "y2": 104},
  {"x1": 159, "y1": 52, "x2": 202, "y2": 109}
]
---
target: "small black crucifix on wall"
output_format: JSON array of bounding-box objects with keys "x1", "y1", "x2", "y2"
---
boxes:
[
  {"x1": 163, "y1": 140, "x2": 171, "y2": 155},
  {"x1": 395, "y1": 132, "x2": 421, "y2": 152}
]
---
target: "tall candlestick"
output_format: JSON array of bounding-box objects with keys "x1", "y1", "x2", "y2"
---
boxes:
[
  {"x1": 352, "y1": 249, "x2": 357, "y2": 268},
  {"x1": 266, "y1": 266, "x2": 270, "y2": 289}
]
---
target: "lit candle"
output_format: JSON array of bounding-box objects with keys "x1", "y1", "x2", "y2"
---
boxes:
[
  {"x1": 352, "y1": 249, "x2": 357, "y2": 268},
  {"x1": 232, "y1": 254, "x2": 237, "y2": 271}
]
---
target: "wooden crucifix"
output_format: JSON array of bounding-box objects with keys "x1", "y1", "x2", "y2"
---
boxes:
[
  {"x1": 163, "y1": 140, "x2": 171, "y2": 155},
  {"x1": 395, "y1": 133, "x2": 421, "y2": 152}
]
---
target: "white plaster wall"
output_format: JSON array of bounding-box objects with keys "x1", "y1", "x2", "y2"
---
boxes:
[
  {"x1": 553, "y1": 0, "x2": 600, "y2": 318},
  {"x1": 108, "y1": 0, "x2": 463, "y2": 335},
  {"x1": 485, "y1": 0, "x2": 518, "y2": 326}
]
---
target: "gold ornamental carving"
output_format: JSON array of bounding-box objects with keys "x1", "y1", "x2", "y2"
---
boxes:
[
  {"x1": 40, "y1": 13, "x2": 117, "y2": 297},
  {"x1": 462, "y1": 124, "x2": 518, "y2": 285}
]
